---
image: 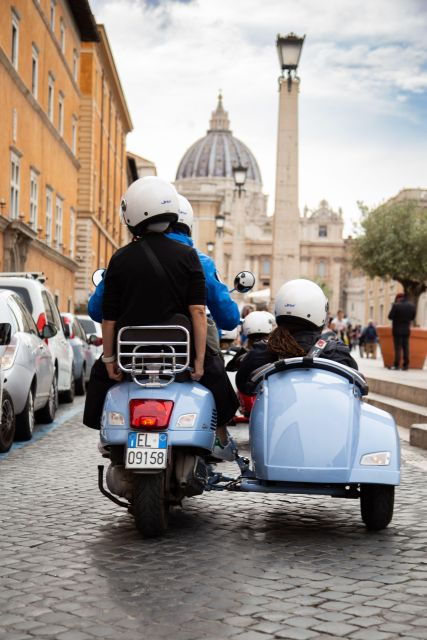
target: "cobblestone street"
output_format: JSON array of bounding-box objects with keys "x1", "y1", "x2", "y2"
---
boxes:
[{"x1": 1, "y1": 415, "x2": 427, "y2": 640}]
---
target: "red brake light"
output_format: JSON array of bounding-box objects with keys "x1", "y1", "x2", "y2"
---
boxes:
[
  {"x1": 130, "y1": 400, "x2": 174, "y2": 430},
  {"x1": 63, "y1": 316, "x2": 74, "y2": 339},
  {"x1": 37, "y1": 312, "x2": 47, "y2": 332}
]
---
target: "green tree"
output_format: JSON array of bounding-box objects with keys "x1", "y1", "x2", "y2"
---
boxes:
[{"x1": 352, "y1": 200, "x2": 427, "y2": 313}]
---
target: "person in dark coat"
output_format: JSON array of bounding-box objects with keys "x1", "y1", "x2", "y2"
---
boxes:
[
  {"x1": 236, "y1": 279, "x2": 357, "y2": 395},
  {"x1": 388, "y1": 293, "x2": 416, "y2": 370}
]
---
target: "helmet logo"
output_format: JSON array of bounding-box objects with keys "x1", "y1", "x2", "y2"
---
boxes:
[
  {"x1": 121, "y1": 199, "x2": 127, "y2": 212},
  {"x1": 284, "y1": 303, "x2": 296, "y2": 308},
  {"x1": 161, "y1": 199, "x2": 171, "y2": 205}
]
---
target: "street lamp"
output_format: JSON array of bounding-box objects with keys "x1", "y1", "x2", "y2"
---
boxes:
[
  {"x1": 276, "y1": 32, "x2": 305, "y2": 91},
  {"x1": 232, "y1": 164, "x2": 247, "y2": 198},
  {"x1": 215, "y1": 213, "x2": 225, "y2": 235},
  {"x1": 206, "y1": 241, "x2": 215, "y2": 254},
  {"x1": 271, "y1": 32, "x2": 304, "y2": 301}
]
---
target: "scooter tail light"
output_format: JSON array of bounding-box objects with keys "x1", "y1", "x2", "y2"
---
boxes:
[{"x1": 129, "y1": 400, "x2": 174, "y2": 430}]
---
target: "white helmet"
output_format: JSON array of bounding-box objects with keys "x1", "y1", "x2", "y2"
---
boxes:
[
  {"x1": 119, "y1": 177, "x2": 179, "y2": 232},
  {"x1": 243, "y1": 311, "x2": 275, "y2": 336},
  {"x1": 177, "y1": 195, "x2": 194, "y2": 233},
  {"x1": 274, "y1": 279, "x2": 329, "y2": 328},
  {"x1": 220, "y1": 327, "x2": 239, "y2": 341}
]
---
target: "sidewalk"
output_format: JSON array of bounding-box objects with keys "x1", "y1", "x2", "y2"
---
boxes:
[{"x1": 353, "y1": 351, "x2": 427, "y2": 390}]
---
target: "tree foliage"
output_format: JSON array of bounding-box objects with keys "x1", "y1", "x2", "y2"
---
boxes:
[{"x1": 352, "y1": 200, "x2": 427, "y2": 307}]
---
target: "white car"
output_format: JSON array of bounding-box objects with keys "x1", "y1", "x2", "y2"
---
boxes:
[
  {"x1": 0, "y1": 273, "x2": 74, "y2": 403},
  {"x1": 76, "y1": 314, "x2": 103, "y2": 359},
  {"x1": 0, "y1": 290, "x2": 56, "y2": 451}
]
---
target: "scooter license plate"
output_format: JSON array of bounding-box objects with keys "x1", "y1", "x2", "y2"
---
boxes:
[{"x1": 126, "y1": 432, "x2": 168, "y2": 469}]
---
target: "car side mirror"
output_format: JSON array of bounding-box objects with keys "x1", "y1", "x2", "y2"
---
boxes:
[
  {"x1": 63, "y1": 323, "x2": 71, "y2": 339},
  {"x1": 233, "y1": 271, "x2": 256, "y2": 294},
  {"x1": 40, "y1": 322, "x2": 57, "y2": 340},
  {"x1": 92, "y1": 268, "x2": 106, "y2": 287},
  {"x1": 0, "y1": 323, "x2": 12, "y2": 346},
  {"x1": 89, "y1": 334, "x2": 102, "y2": 346}
]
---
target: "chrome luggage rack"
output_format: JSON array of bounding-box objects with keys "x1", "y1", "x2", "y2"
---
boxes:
[{"x1": 117, "y1": 325, "x2": 191, "y2": 387}]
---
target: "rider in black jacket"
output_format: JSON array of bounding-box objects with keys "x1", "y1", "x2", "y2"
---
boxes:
[{"x1": 236, "y1": 279, "x2": 357, "y2": 395}]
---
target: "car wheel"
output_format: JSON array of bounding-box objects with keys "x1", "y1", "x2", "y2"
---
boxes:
[
  {"x1": 60, "y1": 369, "x2": 75, "y2": 404},
  {"x1": 0, "y1": 390, "x2": 15, "y2": 453},
  {"x1": 360, "y1": 484, "x2": 395, "y2": 531},
  {"x1": 35, "y1": 374, "x2": 57, "y2": 424},
  {"x1": 75, "y1": 366, "x2": 86, "y2": 396},
  {"x1": 15, "y1": 388, "x2": 35, "y2": 442}
]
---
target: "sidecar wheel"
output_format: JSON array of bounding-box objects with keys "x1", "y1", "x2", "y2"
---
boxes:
[
  {"x1": 133, "y1": 473, "x2": 169, "y2": 538},
  {"x1": 360, "y1": 484, "x2": 394, "y2": 531}
]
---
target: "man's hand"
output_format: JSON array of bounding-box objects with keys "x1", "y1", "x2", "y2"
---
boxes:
[
  {"x1": 105, "y1": 361, "x2": 123, "y2": 382},
  {"x1": 191, "y1": 357, "x2": 204, "y2": 381}
]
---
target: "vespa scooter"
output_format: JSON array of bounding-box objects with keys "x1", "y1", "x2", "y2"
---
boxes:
[{"x1": 97, "y1": 272, "x2": 255, "y2": 538}]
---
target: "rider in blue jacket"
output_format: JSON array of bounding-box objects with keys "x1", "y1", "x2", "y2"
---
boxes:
[{"x1": 88, "y1": 195, "x2": 240, "y2": 330}]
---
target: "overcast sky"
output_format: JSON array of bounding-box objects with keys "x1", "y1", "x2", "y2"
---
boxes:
[{"x1": 91, "y1": 0, "x2": 427, "y2": 233}]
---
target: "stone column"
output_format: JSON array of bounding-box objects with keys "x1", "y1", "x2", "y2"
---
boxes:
[{"x1": 271, "y1": 76, "x2": 301, "y2": 301}]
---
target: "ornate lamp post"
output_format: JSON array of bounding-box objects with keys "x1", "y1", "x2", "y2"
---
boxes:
[
  {"x1": 230, "y1": 164, "x2": 247, "y2": 292},
  {"x1": 271, "y1": 33, "x2": 305, "y2": 302},
  {"x1": 214, "y1": 213, "x2": 225, "y2": 277},
  {"x1": 206, "y1": 240, "x2": 215, "y2": 255}
]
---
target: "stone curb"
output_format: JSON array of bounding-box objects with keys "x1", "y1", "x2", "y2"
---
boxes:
[{"x1": 410, "y1": 423, "x2": 427, "y2": 450}]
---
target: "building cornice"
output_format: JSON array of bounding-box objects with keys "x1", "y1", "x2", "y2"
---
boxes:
[
  {"x1": 32, "y1": 237, "x2": 79, "y2": 272},
  {"x1": 0, "y1": 49, "x2": 81, "y2": 170}
]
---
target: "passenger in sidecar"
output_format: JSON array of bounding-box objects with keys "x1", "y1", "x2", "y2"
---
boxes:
[{"x1": 236, "y1": 279, "x2": 357, "y2": 395}]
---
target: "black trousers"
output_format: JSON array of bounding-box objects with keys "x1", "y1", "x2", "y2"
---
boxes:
[
  {"x1": 393, "y1": 334, "x2": 410, "y2": 369},
  {"x1": 83, "y1": 351, "x2": 239, "y2": 430}
]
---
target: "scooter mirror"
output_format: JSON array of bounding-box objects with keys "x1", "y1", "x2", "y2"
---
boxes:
[
  {"x1": 92, "y1": 269, "x2": 106, "y2": 287},
  {"x1": 233, "y1": 271, "x2": 256, "y2": 294}
]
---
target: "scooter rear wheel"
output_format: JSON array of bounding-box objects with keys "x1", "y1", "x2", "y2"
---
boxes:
[
  {"x1": 360, "y1": 484, "x2": 394, "y2": 531},
  {"x1": 133, "y1": 472, "x2": 169, "y2": 538}
]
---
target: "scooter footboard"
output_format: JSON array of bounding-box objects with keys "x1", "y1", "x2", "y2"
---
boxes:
[{"x1": 100, "y1": 380, "x2": 216, "y2": 453}]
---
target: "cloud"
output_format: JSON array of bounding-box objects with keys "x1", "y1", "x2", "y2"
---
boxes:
[{"x1": 90, "y1": 0, "x2": 427, "y2": 230}]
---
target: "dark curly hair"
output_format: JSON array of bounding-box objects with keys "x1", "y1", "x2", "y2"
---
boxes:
[{"x1": 267, "y1": 326, "x2": 306, "y2": 358}]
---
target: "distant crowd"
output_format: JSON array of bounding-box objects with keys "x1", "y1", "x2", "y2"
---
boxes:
[{"x1": 321, "y1": 310, "x2": 379, "y2": 359}]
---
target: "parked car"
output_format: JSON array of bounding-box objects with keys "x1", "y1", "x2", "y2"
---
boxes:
[
  {"x1": 0, "y1": 290, "x2": 56, "y2": 451},
  {"x1": 61, "y1": 313, "x2": 95, "y2": 395},
  {"x1": 76, "y1": 314, "x2": 103, "y2": 358},
  {"x1": 0, "y1": 273, "x2": 74, "y2": 403}
]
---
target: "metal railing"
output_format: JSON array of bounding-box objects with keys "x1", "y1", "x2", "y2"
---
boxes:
[{"x1": 117, "y1": 325, "x2": 191, "y2": 388}]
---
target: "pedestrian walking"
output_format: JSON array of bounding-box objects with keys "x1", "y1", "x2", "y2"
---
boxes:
[
  {"x1": 361, "y1": 320, "x2": 378, "y2": 358},
  {"x1": 388, "y1": 293, "x2": 416, "y2": 370}
]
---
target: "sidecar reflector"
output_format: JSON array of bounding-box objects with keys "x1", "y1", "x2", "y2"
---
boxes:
[{"x1": 129, "y1": 400, "x2": 174, "y2": 429}]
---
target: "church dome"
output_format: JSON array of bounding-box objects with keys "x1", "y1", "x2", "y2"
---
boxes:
[{"x1": 176, "y1": 94, "x2": 262, "y2": 184}]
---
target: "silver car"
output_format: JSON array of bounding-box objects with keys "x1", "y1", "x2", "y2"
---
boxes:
[
  {"x1": 61, "y1": 313, "x2": 96, "y2": 395},
  {"x1": 0, "y1": 290, "x2": 56, "y2": 451}
]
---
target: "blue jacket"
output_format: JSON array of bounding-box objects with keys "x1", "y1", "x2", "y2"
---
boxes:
[{"x1": 87, "y1": 231, "x2": 240, "y2": 331}]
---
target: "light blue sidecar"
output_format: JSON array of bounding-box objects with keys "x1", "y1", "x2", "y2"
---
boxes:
[{"x1": 242, "y1": 357, "x2": 400, "y2": 530}]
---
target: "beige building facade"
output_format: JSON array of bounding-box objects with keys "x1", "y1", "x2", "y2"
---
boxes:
[
  {"x1": 175, "y1": 96, "x2": 346, "y2": 313},
  {"x1": 0, "y1": 1, "x2": 137, "y2": 311},
  {"x1": 0, "y1": 0, "x2": 98, "y2": 309},
  {"x1": 75, "y1": 24, "x2": 133, "y2": 308}
]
